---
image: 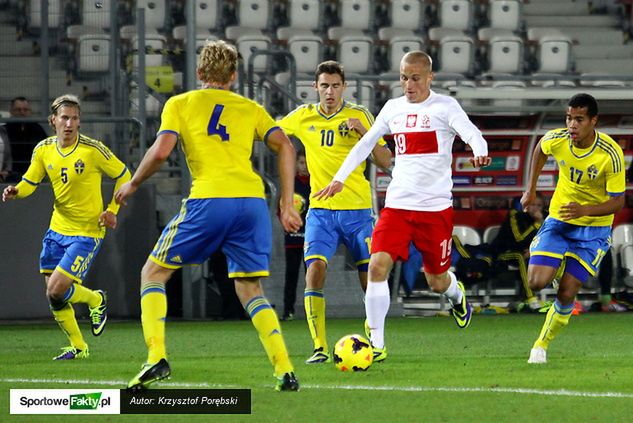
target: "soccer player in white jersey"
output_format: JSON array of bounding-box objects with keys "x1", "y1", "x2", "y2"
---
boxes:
[{"x1": 315, "y1": 51, "x2": 491, "y2": 358}]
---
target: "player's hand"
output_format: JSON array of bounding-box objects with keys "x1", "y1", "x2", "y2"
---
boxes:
[
  {"x1": 114, "y1": 181, "x2": 137, "y2": 206},
  {"x1": 2, "y1": 185, "x2": 18, "y2": 202},
  {"x1": 99, "y1": 210, "x2": 117, "y2": 229},
  {"x1": 520, "y1": 190, "x2": 535, "y2": 211},
  {"x1": 280, "y1": 205, "x2": 302, "y2": 233},
  {"x1": 470, "y1": 156, "x2": 491, "y2": 168},
  {"x1": 559, "y1": 202, "x2": 586, "y2": 221},
  {"x1": 313, "y1": 181, "x2": 344, "y2": 201},
  {"x1": 346, "y1": 118, "x2": 367, "y2": 136}
]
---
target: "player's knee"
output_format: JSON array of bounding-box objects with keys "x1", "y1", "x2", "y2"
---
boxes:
[
  {"x1": 368, "y1": 261, "x2": 389, "y2": 281},
  {"x1": 47, "y1": 291, "x2": 67, "y2": 310},
  {"x1": 306, "y1": 260, "x2": 327, "y2": 286}
]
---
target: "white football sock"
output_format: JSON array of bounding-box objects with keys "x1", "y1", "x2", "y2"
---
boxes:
[
  {"x1": 443, "y1": 271, "x2": 463, "y2": 307},
  {"x1": 365, "y1": 280, "x2": 390, "y2": 349}
]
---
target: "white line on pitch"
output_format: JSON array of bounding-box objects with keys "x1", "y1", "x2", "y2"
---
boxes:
[{"x1": 2, "y1": 378, "x2": 632, "y2": 399}]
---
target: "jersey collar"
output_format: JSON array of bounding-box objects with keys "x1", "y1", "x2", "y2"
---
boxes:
[
  {"x1": 56, "y1": 133, "x2": 80, "y2": 157},
  {"x1": 317, "y1": 101, "x2": 345, "y2": 120},
  {"x1": 568, "y1": 131, "x2": 598, "y2": 159}
]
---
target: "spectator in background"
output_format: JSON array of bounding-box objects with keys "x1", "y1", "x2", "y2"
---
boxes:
[
  {"x1": 6, "y1": 97, "x2": 48, "y2": 176},
  {"x1": 451, "y1": 195, "x2": 546, "y2": 311},
  {"x1": 281, "y1": 151, "x2": 310, "y2": 321},
  {"x1": 0, "y1": 124, "x2": 13, "y2": 182}
]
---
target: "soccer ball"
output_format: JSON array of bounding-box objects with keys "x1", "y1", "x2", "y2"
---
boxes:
[
  {"x1": 293, "y1": 193, "x2": 306, "y2": 213},
  {"x1": 333, "y1": 334, "x2": 373, "y2": 372}
]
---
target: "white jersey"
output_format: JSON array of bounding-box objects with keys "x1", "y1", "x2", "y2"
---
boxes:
[{"x1": 333, "y1": 90, "x2": 488, "y2": 211}]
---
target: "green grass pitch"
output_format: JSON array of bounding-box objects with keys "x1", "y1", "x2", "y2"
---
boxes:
[{"x1": 2, "y1": 314, "x2": 633, "y2": 422}]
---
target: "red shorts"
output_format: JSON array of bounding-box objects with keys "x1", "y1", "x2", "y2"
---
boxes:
[{"x1": 371, "y1": 207, "x2": 453, "y2": 274}]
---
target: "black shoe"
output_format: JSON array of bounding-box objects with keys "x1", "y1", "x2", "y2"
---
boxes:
[
  {"x1": 127, "y1": 358, "x2": 171, "y2": 391},
  {"x1": 275, "y1": 372, "x2": 299, "y2": 391}
]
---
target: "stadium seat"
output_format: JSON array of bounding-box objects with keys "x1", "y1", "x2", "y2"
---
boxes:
[
  {"x1": 453, "y1": 225, "x2": 481, "y2": 245},
  {"x1": 347, "y1": 80, "x2": 375, "y2": 111},
  {"x1": 337, "y1": 0, "x2": 373, "y2": 31},
  {"x1": 131, "y1": 34, "x2": 167, "y2": 53},
  {"x1": 483, "y1": 225, "x2": 500, "y2": 244},
  {"x1": 234, "y1": 0, "x2": 272, "y2": 30},
  {"x1": 237, "y1": 34, "x2": 272, "y2": 73},
  {"x1": 77, "y1": 34, "x2": 110, "y2": 73},
  {"x1": 386, "y1": 36, "x2": 425, "y2": 73},
  {"x1": 377, "y1": 27, "x2": 416, "y2": 41},
  {"x1": 171, "y1": 1, "x2": 220, "y2": 38},
  {"x1": 137, "y1": 0, "x2": 167, "y2": 32},
  {"x1": 485, "y1": 34, "x2": 524, "y2": 75},
  {"x1": 337, "y1": 35, "x2": 373, "y2": 74},
  {"x1": 438, "y1": 0, "x2": 473, "y2": 32},
  {"x1": 613, "y1": 224, "x2": 633, "y2": 288},
  {"x1": 80, "y1": 0, "x2": 110, "y2": 30},
  {"x1": 287, "y1": 35, "x2": 323, "y2": 74},
  {"x1": 296, "y1": 80, "x2": 318, "y2": 103},
  {"x1": 436, "y1": 34, "x2": 474, "y2": 76},
  {"x1": 29, "y1": 0, "x2": 62, "y2": 30},
  {"x1": 285, "y1": 0, "x2": 322, "y2": 31},
  {"x1": 487, "y1": 0, "x2": 522, "y2": 31},
  {"x1": 389, "y1": 0, "x2": 424, "y2": 32}
]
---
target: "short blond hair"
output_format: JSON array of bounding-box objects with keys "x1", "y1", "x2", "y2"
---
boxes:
[
  {"x1": 401, "y1": 51, "x2": 433, "y2": 71},
  {"x1": 49, "y1": 94, "x2": 81, "y2": 128},
  {"x1": 197, "y1": 40, "x2": 238, "y2": 85}
]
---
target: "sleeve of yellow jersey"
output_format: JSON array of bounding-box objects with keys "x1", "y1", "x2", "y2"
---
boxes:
[
  {"x1": 157, "y1": 96, "x2": 181, "y2": 136},
  {"x1": 276, "y1": 107, "x2": 299, "y2": 138},
  {"x1": 254, "y1": 103, "x2": 279, "y2": 142},
  {"x1": 95, "y1": 143, "x2": 131, "y2": 215},
  {"x1": 15, "y1": 144, "x2": 46, "y2": 199},
  {"x1": 606, "y1": 143, "x2": 626, "y2": 196},
  {"x1": 359, "y1": 107, "x2": 387, "y2": 148}
]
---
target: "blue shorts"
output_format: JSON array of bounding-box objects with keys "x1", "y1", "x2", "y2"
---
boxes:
[
  {"x1": 304, "y1": 208, "x2": 374, "y2": 271},
  {"x1": 150, "y1": 198, "x2": 272, "y2": 278},
  {"x1": 40, "y1": 229, "x2": 103, "y2": 283},
  {"x1": 529, "y1": 217, "x2": 611, "y2": 280}
]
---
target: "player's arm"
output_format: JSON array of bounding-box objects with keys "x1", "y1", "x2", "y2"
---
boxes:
[
  {"x1": 99, "y1": 166, "x2": 132, "y2": 229},
  {"x1": 313, "y1": 121, "x2": 385, "y2": 200},
  {"x1": 559, "y1": 195, "x2": 624, "y2": 221},
  {"x1": 448, "y1": 101, "x2": 491, "y2": 167},
  {"x1": 3, "y1": 148, "x2": 45, "y2": 201},
  {"x1": 265, "y1": 128, "x2": 302, "y2": 233},
  {"x1": 347, "y1": 117, "x2": 392, "y2": 170},
  {"x1": 520, "y1": 139, "x2": 548, "y2": 211},
  {"x1": 115, "y1": 132, "x2": 177, "y2": 206}
]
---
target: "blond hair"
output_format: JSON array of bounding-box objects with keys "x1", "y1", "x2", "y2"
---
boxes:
[
  {"x1": 197, "y1": 40, "x2": 238, "y2": 85},
  {"x1": 49, "y1": 94, "x2": 81, "y2": 128},
  {"x1": 401, "y1": 51, "x2": 433, "y2": 71}
]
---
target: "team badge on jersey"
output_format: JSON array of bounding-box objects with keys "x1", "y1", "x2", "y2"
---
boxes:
[
  {"x1": 74, "y1": 159, "x2": 85, "y2": 174},
  {"x1": 406, "y1": 114, "x2": 417, "y2": 128},
  {"x1": 338, "y1": 122, "x2": 349, "y2": 137},
  {"x1": 421, "y1": 115, "x2": 431, "y2": 128},
  {"x1": 587, "y1": 164, "x2": 598, "y2": 179}
]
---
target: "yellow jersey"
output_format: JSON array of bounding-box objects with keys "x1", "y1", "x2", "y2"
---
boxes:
[
  {"x1": 159, "y1": 88, "x2": 279, "y2": 199},
  {"x1": 541, "y1": 128, "x2": 625, "y2": 226},
  {"x1": 18, "y1": 134, "x2": 129, "y2": 238},
  {"x1": 278, "y1": 101, "x2": 385, "y2": 210}
]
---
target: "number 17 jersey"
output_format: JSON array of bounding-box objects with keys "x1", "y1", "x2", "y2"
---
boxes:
[{"x1": 158, "y1": 88, "x2": 280, "y2": 199}]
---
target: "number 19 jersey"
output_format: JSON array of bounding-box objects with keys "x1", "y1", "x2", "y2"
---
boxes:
[{"x1": 158, "y1": 88, "x2": 280, "y2": 199}]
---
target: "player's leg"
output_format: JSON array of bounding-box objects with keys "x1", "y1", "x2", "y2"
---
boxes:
[
  {"x1": 40, "y1": 230, "x2": 101, "y2": 359},
  {"x1": 411, "y1": 207, "x2": 471, "y2": 328},
  {"x1": 236, "y1": 278, "x2": 298, "y2": 391},
  {"x1": 303, "y1": 209, "x2": 338, "y2": 362},
  {"x1": 127, "y1": 260, "x2": 174, "y2": 390},
  {"x1": 339, "y1": 209, "x2": 374, "y2": 292},
  {"x1": 46, "y1": 273, "x2": 89, "y2": 360},
  {"x1": 365, "y1": 208, "x2": 410, "y2": 361},
  {"x1": 128, "y1": 199, "x2": 223, "y2": 390},
  {"x1": 55, "y1": 236, "x2": 108, "y2": 336},
  {"x1": 225, "y1": 198, "x2": 298, "y2": 390}
]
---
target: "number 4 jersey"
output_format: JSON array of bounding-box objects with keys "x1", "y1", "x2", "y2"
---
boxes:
[
  {"x1": 334, "y1": 91, "x2": 488, "y2": 212},
  {"x1": 158, "y1": 88, "x2": 279, "y2": 199},
  {"x1": 540, "y1": 128, "x2": 625, "y2": 227}
]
